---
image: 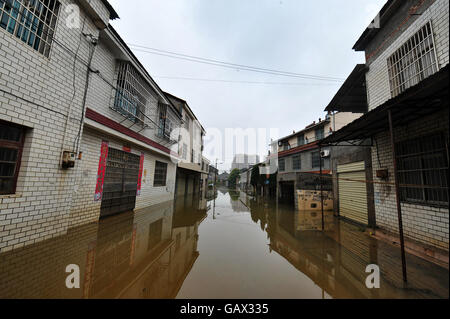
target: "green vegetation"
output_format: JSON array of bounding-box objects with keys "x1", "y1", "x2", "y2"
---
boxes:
[{"x1": 228, "y1": 168, "x2": 241, "y2": 188}]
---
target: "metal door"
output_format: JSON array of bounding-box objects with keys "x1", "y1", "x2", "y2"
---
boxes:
[
  {"x1": 100, "y1": 148, "x2": 141, "y2": 218},
  {"x1": 337, "y1": 161, "x2": 368, "y2": 225}
]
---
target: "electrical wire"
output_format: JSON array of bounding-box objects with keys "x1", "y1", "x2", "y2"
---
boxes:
[
  {"x1": 127, "y1": 44, "x2": 345, "y2": 82},
  {"x1": 128, "y1": 43, "x2": 344, "y2": 81},
  {"x1": 153, "y1": 76, "x2": 341, "y2": 86},
  {"x1": 0, "y1": 88, "x2": 67, "y2": 117}
]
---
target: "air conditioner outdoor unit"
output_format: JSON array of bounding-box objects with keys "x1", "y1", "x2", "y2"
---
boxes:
[{"x1": 321, "y1": 150, "x2": 330, "y2": 158}]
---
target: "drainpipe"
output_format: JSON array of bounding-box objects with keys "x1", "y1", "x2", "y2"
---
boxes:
[{"x1": 388, "y1": 109, "x2": 407, "y2": 283}]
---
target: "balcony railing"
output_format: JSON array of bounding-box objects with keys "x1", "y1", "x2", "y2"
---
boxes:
[{"x1": 112, "y1": 62, "x2": 179, "y2": 145}]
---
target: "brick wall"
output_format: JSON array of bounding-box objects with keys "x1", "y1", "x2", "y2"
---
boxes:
[
  {"x1": 366, "y1": 0, "x2": 449, "y2": 110},
  {"x1": 372, "y1": 110, "x2": 449, "y2": 250},
  {"x1": 0, "y1": 0, "x2": 110, "y2": 252},
  {"x1": 69, "y1": 127, "x2": 178, "y2": 227}
]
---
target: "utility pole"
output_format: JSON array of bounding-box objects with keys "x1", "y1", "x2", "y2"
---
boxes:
[{"x1": 213, "y1": 158, "x2": 220, "y2": 220}]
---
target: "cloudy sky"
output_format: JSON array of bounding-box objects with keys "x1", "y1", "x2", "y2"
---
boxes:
[{"x1": 108, "y1": 0, "x2": 386, "y2": 171}]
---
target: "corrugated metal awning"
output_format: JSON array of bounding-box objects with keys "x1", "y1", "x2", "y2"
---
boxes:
[
  {"x1": 324, "y1": 64, "x2": 368, "y2": 113},
  {"x1": 320, "y1": 64, "x2": 449, "y2": 146}
]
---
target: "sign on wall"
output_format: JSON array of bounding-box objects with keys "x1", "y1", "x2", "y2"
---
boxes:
[
  {"x1": 137, "y1": 153, "x2": 145, "y2": 196},
  {"x1": 94, "y1": 141, "x2": 109, "y2": 201}
]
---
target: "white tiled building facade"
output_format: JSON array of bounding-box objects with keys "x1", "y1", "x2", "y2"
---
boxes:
[
  {"x1": 361, "y1": 0, "x2": 449, "y2": 250},
  {"x1": 0, "y1": 0, "x2": 197, "y2": 252}
]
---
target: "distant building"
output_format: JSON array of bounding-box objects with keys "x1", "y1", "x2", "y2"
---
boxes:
[
  {"x1": 239, "y1": 168, "x2": 252, "y2": 194},
  {"x1": 274, "y1": 113, "x2": 362, "y2": 207},
  {"x1": 207, "y1": 165, "x2": 219, "y2": 186},
  {"x1": 217, "y1": 172, "x2": 230, "y2": 187},
  {"x1": 231, "y1": 154, "x2": 260, "y2": 171}
]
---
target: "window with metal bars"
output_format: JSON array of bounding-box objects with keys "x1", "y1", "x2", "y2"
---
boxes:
[
  {"x1": 156, "y1": 102, "x2": 174, "y2": 140},
  {"x1": 0, "y1": 0, "x2": 60, "y2": 58},
  {"x1": 297, "y1": 134, "x2": 305, "y2": 146},
  {"x1": 114, "y1": 61, "x2": 150, "y2": 126},
  {"x1": 153, "y1": 161, "x2": 168, "y2": 187},
  {"x1": 279, "y1": 158, "x2": 285, "y2": 172},
  {"x1": 396, "y1": 132, "x2": 448, "y2": 206},
  {"x1": 315, "y1": 127, "x2": 325, "y2": 140},
  {"x1": 311, "y1": 151, "x2": 322, "y2": 169},
  {"x1": 0, "y1": 121, "x2": 25, "y2": 195},
  {"x1": 387, "y1": 21, "x2": 439, "y2": 98},
  {"x1": 293, "y1": 155, "x2": 301, "y2": 170}
]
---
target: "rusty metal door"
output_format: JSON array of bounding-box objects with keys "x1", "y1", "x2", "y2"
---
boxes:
[{"x1": 100, "y1": 148, "x2": 141, "y2": 218}]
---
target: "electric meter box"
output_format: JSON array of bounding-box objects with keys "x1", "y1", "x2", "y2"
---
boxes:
[{"x1": 62, "y1": 151, "x2": 76, "y2": 169}]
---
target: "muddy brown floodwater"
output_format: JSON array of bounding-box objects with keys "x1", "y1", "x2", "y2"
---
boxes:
[{"x1": 0, "y1": 188, "x2": 448, "y2": 299}]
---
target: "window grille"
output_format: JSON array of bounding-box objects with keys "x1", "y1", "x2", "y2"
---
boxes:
[
  {"x1": 154, "y1": 161, "x2": 168, "y2": 187},
  {"x1": 315, "y1": 127, "x2": 325, "y2": 140},
  {"x1": 279, "y1": 158, "x2": 285, "y2": 172},
  {"x1": 293, "y1": 155, "x2": 301, "y2": 170},
  {"x1": 387, "y1": 21, "x2": 439, "y2": 97},
  {"x1": 397, "y1": 132, "x2": 448, "y2": 206},
  {"x1": 157, "y1": 102, "x2": 171, "y2": 139},
  {"x1": 0, "y1": 0, "x2": 60, "y2": 57},
  {"x1": 114, "y1": 61, "x2": 151, "y2": 126},
  {"x1": 0, "y1": 121, "x2": 24, "y2": 195},
  {"x1": 311, "y1": 151, "x2": 322, "y2": 168}
]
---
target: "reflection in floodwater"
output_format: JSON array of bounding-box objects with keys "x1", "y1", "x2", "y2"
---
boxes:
[
  {"x1": 0, "y1": 189, "x2": 448, "y2": 299},
  {"x1": 0, "y1": 196, "x2": 205, "y2": 299}
]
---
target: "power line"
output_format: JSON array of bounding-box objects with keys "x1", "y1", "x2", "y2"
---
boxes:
[
  {"x1": 154, "y1": 76, "x2": 341, "y2": 86},
  {"x1": 127, "y1": 44, "x2": 345, "y2": 82}
]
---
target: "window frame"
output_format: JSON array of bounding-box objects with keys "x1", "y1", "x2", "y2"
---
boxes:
[
  {"x1": 0, "y1": 0, "x2": 61, "y2": 58},
  {"x1": 292, "y1": 155, "x2": 301, "y2": 170},
  {"x1": 153, "y1": 160, "x2": 168, "y2": 187},
  {"x1": 311, "y1": 151, "x2": 323, "y2": 169},
  {"x1": 297, "y1": 134, "x2": 305, "y2": 146},
  {"x1": 315, "y1": 127, "x2": 325, "y2": 141},
  {"x1": 387, "y1": 21, "x2": 439, "y2": 98},
  {"x1": 0, "y1": 120, "x2": 25, "y2": 195},
  {"x1": 396, "y1": 132, "x2": 448, "y2": 207},
  {"x1": 279, "y1": 158, "x2": 285, "y2": 172}
]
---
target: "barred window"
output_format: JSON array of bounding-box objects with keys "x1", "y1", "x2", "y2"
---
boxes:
[
  {"x1": 157, "y1": 103, "x2": 174, "y2": 140},
  {"x1": 397, "y1": 133, "x2": 448, "y2": 206},
  {"x1": 297, "y1": 134, "x2": 305, "y2": 146},
  {"x1": 0, "y1": 121, "x2": 25, "y2": 195},
  {"x1": 153, "y1": 161, "x2": 168, "y2": 187},
  {"x1": 0, "y1": 0, "x2": 60, "y2": 57},
  {"x1": 293, "y1": 155, "x2": 301, "y2": 170},
  {"x1": 387, "y1": 21, "x2": 438, "y2": 98},
  {"x1": 311, "y1": 151, "x2": 322, "y2": 168},
  {"x1": 315, "y1": 127, "x2": 324, "y2": 141},
  {"x1": 279, "y1": 158, "x2": 285, "y2": 172},
  {"x1": 114, "y1": 61, "x2": 149, "y2": 126}
]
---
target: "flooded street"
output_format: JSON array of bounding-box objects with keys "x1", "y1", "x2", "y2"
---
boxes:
[{"x1": 0, "y1": 189, "x2": 448, "y2": 299}]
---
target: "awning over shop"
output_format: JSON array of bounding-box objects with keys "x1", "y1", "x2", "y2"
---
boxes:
[
  {"x1": 320, "y1": 64, "x2": 449, "y2": 146},
  {"x1": 325, "y1": 64, "x2": 368, "y2": 113}
]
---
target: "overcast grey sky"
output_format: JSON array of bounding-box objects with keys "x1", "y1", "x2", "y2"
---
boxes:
[{"x1": 108, "y1": 0, "x2": 385, "y2": 171}]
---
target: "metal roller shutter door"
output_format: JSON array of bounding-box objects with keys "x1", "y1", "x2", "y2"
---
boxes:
[
  {"x1": 100, "y1": 148, "x2": 140, "y2": 218},
  {"x1": 337, "y1": 162, "x2": 368, "y2": 225}
]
